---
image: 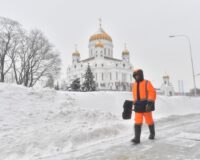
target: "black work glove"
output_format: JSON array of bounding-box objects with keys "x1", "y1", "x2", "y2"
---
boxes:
[{"x1": 145, "y1": 101, "x2": 154, "y2": 112}]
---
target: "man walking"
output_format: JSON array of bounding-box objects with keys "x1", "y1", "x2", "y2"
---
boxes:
[{"x1": 131, "y1": 69, "x2": 156, "y2": 144}]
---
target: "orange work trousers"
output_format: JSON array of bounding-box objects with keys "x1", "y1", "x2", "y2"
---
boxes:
[{"x1": 134, "y1": 112, "x2": 154, "y2": 125}]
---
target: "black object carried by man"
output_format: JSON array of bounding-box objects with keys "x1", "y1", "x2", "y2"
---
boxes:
[{"x1": 122, "y1": 100, "x2": 133, "y2": 119}]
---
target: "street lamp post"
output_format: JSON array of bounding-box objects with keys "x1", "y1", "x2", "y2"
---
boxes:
[{"x1": 169, "y1": 34, "x2": 197, "y2": 96}]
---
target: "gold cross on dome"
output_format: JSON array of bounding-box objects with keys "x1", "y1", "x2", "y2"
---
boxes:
[
  {"x1": 75, "y1": 44, "x2": 78, "y2": 51},
  {"x1": 124, "y1": 42, "x2": 127, "y2": 50},
  {"x1": 99, "y1": 18, "x2": 102, "y2": 28}
]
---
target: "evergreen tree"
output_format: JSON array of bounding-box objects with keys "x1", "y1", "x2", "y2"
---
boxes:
[
  {"x1": 70, "y1": 78, "x2": 81, "y2": 91},
  {"x1": 82, "y1": 64, "x2": 96, "y2": 91}
]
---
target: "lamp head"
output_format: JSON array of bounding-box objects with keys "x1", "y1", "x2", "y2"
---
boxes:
[{"x1": 169, "y1": 35, "x2": 175, "y2": 38}]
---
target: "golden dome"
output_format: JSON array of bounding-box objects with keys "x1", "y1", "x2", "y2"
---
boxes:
[
  {"x1": 89, "y1": 27, "x2": 112, "y2": 42},
  {"x1": 163, "y1": 75, "x2": 170, "y2": 79},
  {"x1": 95, "y1": 41, "x2": 104, "y2": 48},
  {"x1": 72, "y1": 50, "x2": 80, "y2": 56},
  {"x1": 72, "y1": 44, "x2": 80, "y2": 56},
  {"x1": 122, "y1": 49, "x2": 129, "y2": 55}
]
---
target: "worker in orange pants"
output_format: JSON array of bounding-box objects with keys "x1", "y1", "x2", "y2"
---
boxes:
[
  {"x1": 135, "y1": 112, "x2": 154, "y2": 125},
  {"x1": 131, "y1": 69, "x2": 156, "y2": 144}
]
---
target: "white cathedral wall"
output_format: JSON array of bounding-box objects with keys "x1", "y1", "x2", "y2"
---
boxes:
[{"x1": 67, "y1": 58, "x2": 133, "y2": 91}]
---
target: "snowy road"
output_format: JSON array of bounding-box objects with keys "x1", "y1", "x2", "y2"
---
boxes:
[{"x1": 40, "y1": 113, "x2": 200, "y2": 160}]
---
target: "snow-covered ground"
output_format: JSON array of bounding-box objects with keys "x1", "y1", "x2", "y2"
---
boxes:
[{"x1": 0, "y1": 83, "x2": 200, "y2": 160}]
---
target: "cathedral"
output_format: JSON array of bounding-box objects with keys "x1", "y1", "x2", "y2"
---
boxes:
[
  {"x1": 67, "y1": 20, "x2": 134, "y2": 91},
  {"x1": 160, "y1": 75, "x2": 175, "y2": 96}
]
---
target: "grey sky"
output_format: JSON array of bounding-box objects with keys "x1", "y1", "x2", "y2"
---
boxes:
[{"x1": 0, "y1": 0, "x2": 200, "y2": 91}]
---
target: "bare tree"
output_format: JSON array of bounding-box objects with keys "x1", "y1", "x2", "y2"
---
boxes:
[
  {"x1": 0, "y1": 17, "x2": 61, "y2": 86},
  {"x1": 0, "y1": 17, "x2": 22, "y2": 82},
  {"x1": 14, "y1": 29, "x2": 61, "y2": 87},
  {"x1": 26, "y1": 30, "x2": 61, "y2": 87}
]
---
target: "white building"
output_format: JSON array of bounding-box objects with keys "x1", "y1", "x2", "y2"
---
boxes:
[
  {"x1": 160, "y1": 75, "x2": 175, "y2": 96},
  {"x1": 67, "y1": 21, "x2": 134, "y2": 91}
]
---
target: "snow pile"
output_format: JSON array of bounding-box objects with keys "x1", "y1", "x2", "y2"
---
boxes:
[
  {"x1": 156, "y1": 95, "x2": 200, "y2": 119},
  {"x1": 1, "y1": 83, "x2": 200, "y2": 160},
  {"x1": 0, "y1": 83, "x2": 128, "y2": 160}
]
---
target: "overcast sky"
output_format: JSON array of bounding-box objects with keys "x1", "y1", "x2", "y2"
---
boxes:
[{"x1": 0, "y1": 0, "x2": 200, "y2": 91}]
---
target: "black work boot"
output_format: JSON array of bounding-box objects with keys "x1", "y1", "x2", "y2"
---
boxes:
[
  {"x1": 131, "y1": 124, "x2": 142, "y2": 144},
  {"x1": 148, "y1": 124, "x2": 155, "y2": 140}
]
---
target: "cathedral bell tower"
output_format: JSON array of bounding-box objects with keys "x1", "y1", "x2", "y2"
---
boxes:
[
  {"x1": 72, "y1": 44, "x2": 80, "y2": 63},
  {"x1": 122, "y1": 43, "x2": 130, "y2": 62}
]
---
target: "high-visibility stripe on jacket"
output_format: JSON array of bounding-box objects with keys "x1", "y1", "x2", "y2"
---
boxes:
[{"x1": 132, "y1": 80, "x2": 156, "y2": 103}]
